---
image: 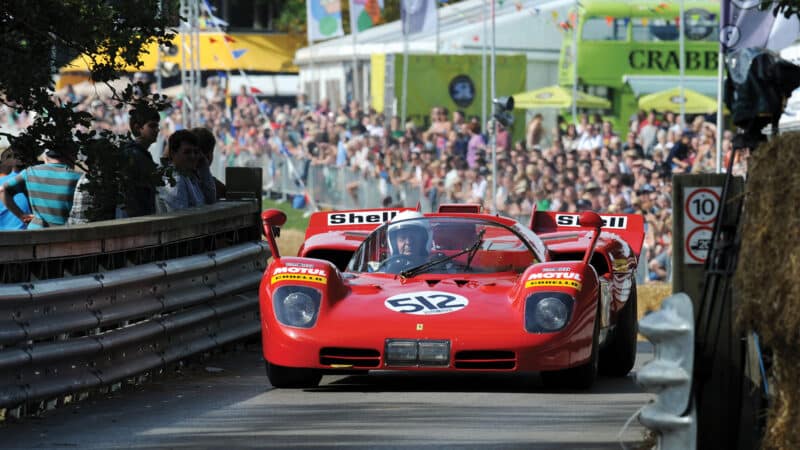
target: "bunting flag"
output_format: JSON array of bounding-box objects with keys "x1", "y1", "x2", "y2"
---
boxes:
[
  {"x1": 231, "y1": 49, "x2": 247, "y2": 59},
  {"x1": 306, "y1": 0, "x2": 344, "y2": 42},
  {"x1": 350, "y1": 0, "x2": 384, "y2": 35},
  {"x1": 720, "y1": 0, "x2": 800, "y2": 53},
  {"x1": 401, "y1": 0, "x2": 437, "y2": 36},
  {"x1": 224, "y1": 35, "x2": 236, "y2": 43}
]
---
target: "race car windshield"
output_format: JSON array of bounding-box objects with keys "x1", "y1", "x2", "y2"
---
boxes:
[{"x1": 347, "y1": 217, "x2": 537, "y2": 275}]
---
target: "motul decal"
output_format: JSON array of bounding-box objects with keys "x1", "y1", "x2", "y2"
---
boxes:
[
  {"x1": 273, "y1": 267, "x2": 326, "y2": 275},
  {"x1": 384, "y1": 291, "x2": 469, "y2": 315},
  {"x1": 525, "y1": 272, "x2": 582, "y2": 290},
  {"x1": 527, "y1": 272, "x2": 582, "y2": 281},
  {"x1": 271, "y1": 266, "x2": 328, "y2": 285},
  {"x1": 328, "y1": 210, "x2": 400, "y2": 225},
  {"x1": 555, "y1": 214, "x2": 628, "y2": 229}
]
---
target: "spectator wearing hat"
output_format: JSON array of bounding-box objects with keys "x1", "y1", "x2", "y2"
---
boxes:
[
  {"x1": 121, "y1": 105, "x2": 161, "y2": 218},
  {"x1": 0, "y1": 146, "x2": 32, "y2": 230},
  {"x1": 0, "y1": 148, "x2": 82, "y2": 229}
]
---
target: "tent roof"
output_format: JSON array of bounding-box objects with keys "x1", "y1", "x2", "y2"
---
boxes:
[
  {"x1": 295, "y1": 0, "x2": 575, "y2": 64},
  {"x1": 59, "y1": 33, "x2": 304, "y2": 74}
]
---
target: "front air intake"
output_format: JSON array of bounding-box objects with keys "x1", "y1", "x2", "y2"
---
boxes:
[
  {"x1": 454, "y1": 350, "x2": 516, "y2": 370},
  {"x1": 320, "y1": 347, "x2": 381, "y2": 368}
]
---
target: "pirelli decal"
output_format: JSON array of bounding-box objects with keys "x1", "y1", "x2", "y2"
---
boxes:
[
  {"x1": 525, "y1": 272, "x2": 582, "y2": 290},
  {"x1": 270, "y1": 266, "x2": 328, "y2": 285},
  {"x1": 525, "y1": 279, "x2": 582, "y2": 290},
  {"x1": 271, "y1": 273, "x2": 328, "y2": 284}
]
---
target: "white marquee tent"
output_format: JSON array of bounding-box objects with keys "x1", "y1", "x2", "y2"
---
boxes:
[{"x1": 294, "y1": 0, "x2": 575, "y2": 112}]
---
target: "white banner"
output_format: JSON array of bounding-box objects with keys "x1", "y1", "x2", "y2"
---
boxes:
[
  {"x1": 401, "y1": 0, "x2": 438, "y2": 36},
  {"x1": 307, "y1": 0, "x2": 344, "y2": 43}
]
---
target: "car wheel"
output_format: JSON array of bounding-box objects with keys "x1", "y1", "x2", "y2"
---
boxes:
[
  {"x1": 541, "y1": 302, "x2": 600, "y2": 390},
  {"x1": 265, "y1": 361, "x2": 322, "y2": 388},
  {"x1": 599, "y1": 280, "x2": 638, "y2": 377}
]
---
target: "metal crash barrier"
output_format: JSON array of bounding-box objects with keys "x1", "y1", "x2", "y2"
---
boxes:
[{"x1": 0, "y1": 201, "x2": 268, "y2": 411}]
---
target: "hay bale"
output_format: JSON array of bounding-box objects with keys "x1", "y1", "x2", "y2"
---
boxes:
[{"x1": 735, "y1": 131, "x2": 800, "y2": 450}]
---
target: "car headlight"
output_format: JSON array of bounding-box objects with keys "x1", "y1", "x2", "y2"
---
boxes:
[
  {"x1": 272, "y1": 286, "x2": 322, "y2": 328},
  {"x1": 525, "y1": 293, "x2": 574, "y2": 333}
]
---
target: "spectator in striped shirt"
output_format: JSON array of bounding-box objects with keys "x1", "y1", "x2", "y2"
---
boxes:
[{"x1": 0, "y1": 149, "x2": 82, "y2": 229}]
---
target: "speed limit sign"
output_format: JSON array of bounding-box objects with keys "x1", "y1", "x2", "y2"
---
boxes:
[
  {"x1": 685, "y1": 188, "x2": 721, "y2": 225},
  {"x1": 683, "y1": 187, "x2": 722, "y2": 264}
]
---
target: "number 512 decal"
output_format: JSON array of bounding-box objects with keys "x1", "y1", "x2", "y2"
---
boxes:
[{"x1": 384, "y1": 291, "x2": 469, "y2": 315}]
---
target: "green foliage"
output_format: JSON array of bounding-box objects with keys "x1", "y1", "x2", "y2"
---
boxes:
[
  {"x1": 75, "y1": 83, "x2": 174, "y2": 222},
  {"x1": 0, "y1": 0, "x2": 179, "y2": 221}
]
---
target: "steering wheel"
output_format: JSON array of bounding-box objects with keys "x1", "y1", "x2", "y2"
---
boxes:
[{"x1": 377, "y1": 255, "x2": 415, "y2": 273}]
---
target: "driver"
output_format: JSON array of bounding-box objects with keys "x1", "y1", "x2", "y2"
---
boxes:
[{"x1": 383, "y1": 211, "x2": 432, "y2": 271}]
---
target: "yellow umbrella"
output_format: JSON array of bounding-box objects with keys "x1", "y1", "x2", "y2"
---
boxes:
[
  {"x1": 638, "y1": 87, "x2": 720, "y2": 114},
  {"x1": 512, "y1": 85, "x2": 611, "y2": 110}
]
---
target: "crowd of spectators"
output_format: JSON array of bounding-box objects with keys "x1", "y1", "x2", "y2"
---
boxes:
[{"x1": 0, "y1": 74, "x2": 751, "y2": 283}]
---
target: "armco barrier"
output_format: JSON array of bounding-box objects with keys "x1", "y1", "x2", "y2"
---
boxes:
[{"x1": 0, "y1": 201, "x2": 268, "y2": 410}]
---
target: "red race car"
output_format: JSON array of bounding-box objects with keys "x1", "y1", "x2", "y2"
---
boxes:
[{"x1": 258, "y1": 204, "x2": 644, "y2": 389}]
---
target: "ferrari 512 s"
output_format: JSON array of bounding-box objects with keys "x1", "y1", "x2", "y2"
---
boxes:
[{"x1": 258, "y1": 204, "x2": 644, "y2": 389}]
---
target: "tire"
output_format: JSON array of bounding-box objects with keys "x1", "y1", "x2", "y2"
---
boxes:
[
  {"x1": 265, "y1": 361, "x2": 322, "y2": 388},
  {"x1": 541, "y1": 303, "x2": 600, "y2": 390},
  {"x1": 599, "y1": 281, "x2": 638, "y2": 377}
]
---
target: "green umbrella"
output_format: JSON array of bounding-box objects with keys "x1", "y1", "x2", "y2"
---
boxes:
[
  {"x1": 512, "y1": 85, "x2": 611, "y2": 110},
  {"x1": 638, "y1": 87, "x2": 720, "y2": 114}
]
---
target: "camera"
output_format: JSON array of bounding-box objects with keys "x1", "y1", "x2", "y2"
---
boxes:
[{"x1": 493, "y1": 96, "x2": 515, "y2": 128}]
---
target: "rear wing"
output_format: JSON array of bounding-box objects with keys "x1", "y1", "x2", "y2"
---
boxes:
[
  {"x1": 304, "y1": 208, "x2": 414, "y2": 241},
  {"x1": 531, "y1": 211, "x2": 645, "y2": 257}
]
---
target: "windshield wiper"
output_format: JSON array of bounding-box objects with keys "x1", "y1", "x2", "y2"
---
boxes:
[
  {"x1": 400, "y1": 229, "x2": 485, "y2": 278},
  {"x1": 464, "y1": 239, "x2": 489, "y2": 272}
]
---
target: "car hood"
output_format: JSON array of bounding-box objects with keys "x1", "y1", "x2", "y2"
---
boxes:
[{"x1": 317, "y1": 274, "x2": 525, "y2": 338}]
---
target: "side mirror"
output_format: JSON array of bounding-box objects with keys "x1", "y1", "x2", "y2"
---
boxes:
[
  {"x1": 579, "y1": 211, "x2": 603, "y2": 265},
  {"x1": 578, "y1": 211, "x2": 603, "y2": 229},
  {"x1": 261, "y1": 209, "x2": 288, "y2": 260},
  {"x1": 262, "y1": 209, "x2": 288, "y2": 227}
]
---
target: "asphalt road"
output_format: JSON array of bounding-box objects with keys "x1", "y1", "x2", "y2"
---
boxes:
[{"x1": 2, "y1": 343, "x2": 654, "y2": 450}]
